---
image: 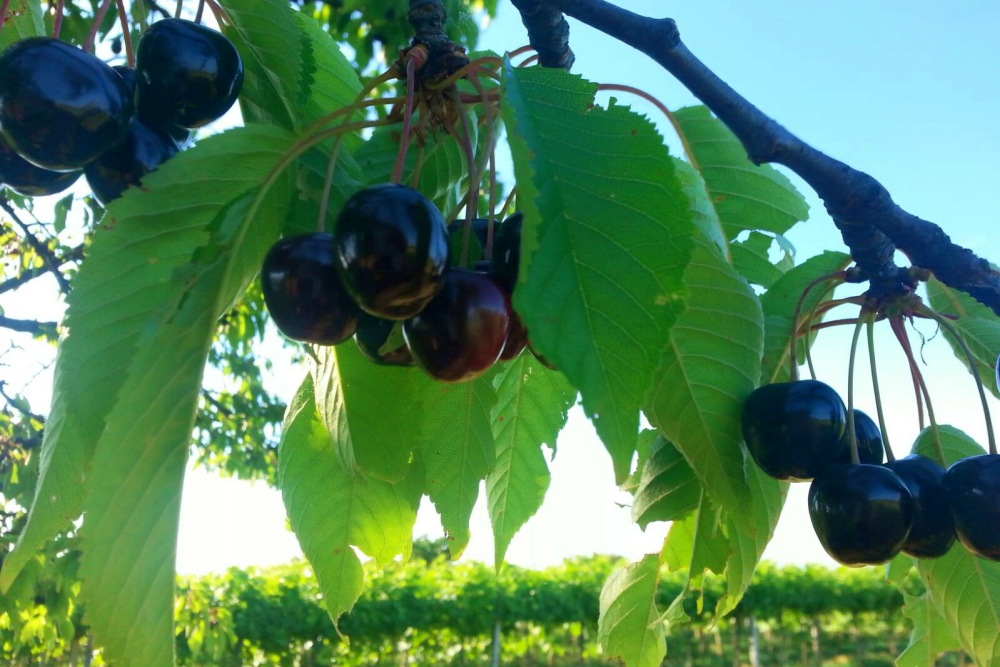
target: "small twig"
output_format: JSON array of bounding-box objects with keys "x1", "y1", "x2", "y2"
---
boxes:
[
  {"x1": 0, "y1": 199, "x2": 73, "y2": 294},
  {"x1": 0, "y1": 382, "x2": 45, "y2": 423}
]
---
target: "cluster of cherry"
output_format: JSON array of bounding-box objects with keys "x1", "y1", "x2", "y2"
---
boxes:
[
  {"x1": 0, "y1": 19, "x2": 242, "y2": 203},
  {"x1": 261, "y1": 183, "x2": 536, "y2": 383},
  {"x1": 742, "y1": 379, "x2": 1000, "y2": 566}
]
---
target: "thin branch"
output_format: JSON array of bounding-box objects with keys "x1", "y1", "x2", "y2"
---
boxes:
[
  {"x1": 0, "y1": 199, "x2": 73, "y2": 294},
  {"x1": 0, "y1": 382, "x2": 45, "y2": 423},
  {"x1": 0, "y1": 316, "x2": 58, "y2": 338},
  {"x1": 0, "y1": 244, "x2": 84, "y2": 296},
  {"x1": 530, "y1": 0, "x2": 1000, "y2": 313}
]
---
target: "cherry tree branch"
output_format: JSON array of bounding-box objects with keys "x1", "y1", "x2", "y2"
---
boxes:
[
  {"x1": 0, "y1": 244, "x2": 84, "y2": 296},
  {"x1": 0, "y1": 316, "x2": 58, "y2": 338},
  {"x1": 0, "y1": 199, "x2": 73, "y2": 295},
  {"x1": 515, "y1": 0, "x2": 1000, "y2": 313}
]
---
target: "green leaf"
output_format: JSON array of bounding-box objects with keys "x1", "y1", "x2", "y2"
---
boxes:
[
  {"x1": 759, "y1": 251, "x2": 851, "y2": 384},
  {"x1": 219, "y1": 0, "x2": 303, "y2": 129},
  {"x1": 732, "y1": 232, "x2": 786, "y2": 288},
  {"x1": 0, "y1": 125, "x2": 296, "y2": 593},
  {"x1": 661, "y1": 495, "x2": 728, "y2": 576},
  {"x1": 645, "y1": 234, "x2": 764, "y2": 528},
  {"x1": 487, "y1": 354, "x2": 576, "y2": 565},
  {"x1": 78, "y1": 176, "x2": 294, "y2": 666},
  {"x1": 313, "y1": 343, "x2": 424, "y2": 483},
  {"x1": 926, "y1": 278, "x2": 1000, "y2": 400},
  {"x1": 502, "y1": 63, "x2": 693, "y2": 483},
  {"x1": 0, "y1": 0, "x2": 44, "y2": 50},
  {"x1": 897, "y1": 592, "x2": 962, "y2": 667},
  {"x1": 671, "y1": 106, "x2": 809, "y2": 239},
  {"x1": 280, "y1": 375, "x2": 421, "y2": 626},
  {"x1": 294, "y1": 12, "x2": 363, "y2": 124},
  {"x1": 598, "y1": 555, "x2": 666, "y2": 667},
  {"x1": 416, "y1": 371, "x2": 498, "y2": 558},
  {"x1": 912, "y1": 425, "x2": 1000, "y2": 665},
  {"x1": 631, "y1": 435, "x2": 700, "y2": 528},
  {"x1": 912, "y1": 424, "x2": 987, "y2": 464}
]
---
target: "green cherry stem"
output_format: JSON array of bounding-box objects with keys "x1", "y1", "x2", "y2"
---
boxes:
[
  {"x1": 846, "y1": 315, "x2": 867, "y2": 465},
  {"x1": 471, "y1": 74, "x2": 498, "y2": 259},
  {"x1": 788, "y1": 272, "x2": 845, "y2": 382},
  {"x1": 916, "y1": 305, "x2": 998, "y2": 455},
  {"x1": 866, "y1": 316, "x2": 894, "y2": 461}
]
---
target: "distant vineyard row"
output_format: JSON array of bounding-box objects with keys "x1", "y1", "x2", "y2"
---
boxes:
[{"x1": 4, "y1": 550, "x2": 921, "y2": 665}]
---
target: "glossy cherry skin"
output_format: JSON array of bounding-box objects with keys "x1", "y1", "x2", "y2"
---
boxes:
[
  {"x1": 808, "y1": 464, "x2": 914, "y2": 566},
  {"x1": 836, "y1": 410, "x2": 884, "y2": 465},
  {"x1": 0, "y1": 38, "x2": 132, "y2": 170},
  {"x1": 84, "y1": 119, "x2": 179, "y2": 204},
  {"x1": 261, "y1": 233, "x2": 361, "y2": 345},
  {"x1": 492, "y1": 212, "x2": 523, "y2": 291},
  {"x1": 886, "y1": 455, "x2": 955, "y2": 559},
  {"x1": 402, "y1": 268, "x2": 512, "y2": 382},
  {"x1": 334, "y1": 183, "x2": 449, "y2": 319},
  {"x1": 944, "y1": 454, "x2": 1000, "y2": 561},
  {"x1": 499, "y1": 310, "x2": 528, "y2": 361},
  {"x1": 113, "y1": 65, "x2": 192, "y2": 148},
  {"x1": 741, "y1": 380, "x2": 848, "y2": 481},
  {"x1": 135, "y1": 18, "x2": 244, "y2": 129},
  {"x1": 353, "y1": 312, "x2": 415, "y2": 366},
  {"x1": 0, "y1": 135, "x2": 80, "y2": 196}
]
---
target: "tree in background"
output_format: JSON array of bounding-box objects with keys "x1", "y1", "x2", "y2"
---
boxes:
[{"x1": 0, "y1": 0, "x2": 998, "y2": 665}]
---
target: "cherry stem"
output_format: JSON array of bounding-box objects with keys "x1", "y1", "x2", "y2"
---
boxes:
[
  {"x1": 204, "y1": 0, "x2": 225, "y2": 26},
  {"x1": 174, "y1": 0, "x2": 182, "y2": 19},
  {"x1": 890, "y1": 316, "x2": 944, "y2": 463},
  {"x1": 916, "y1": 305, "x2": 997, "y2": 456},
  {"x1": 866, "y1": 316, "x2": 894, "y2": 461},
  {"x1": 409, "y1": 144, "x2": 427, "y2": 189},
  {"x1": 195, "y1": 0, "x2": 206, "y2": 24},
  {"x1": 450, "y1": 87, "x2": 479, "y2": 268},
  {"x1": 788, "y1": 271, "x2": 846, "y2": 382},
  {"x1": 315, "y1": 135, "x2": 347, "y2": 234},
  {"x1": 53, "y1": 0, "x2": 66, "y2": 39},
  {"x1": 496, "y1": 188, "x2": 517, "y2": 222},
  {"x1": 517, "y1": 54, "x2": 540, "y2": 67},
  {"x1": 470, "y1": 74, "x2": 497, "y2": 259},
  {"x1": 423, "y1": 58, "x2": 502, "y2": 93},
  {"x1": 888, "y1": 315, "x2": 925, "y2": 429},
  {"x1": 114, "y1": 0, "x2": 134, "y2": 67},
  {"x1": 0, "y1": 0, "x2": 8, "y2": 33},
  {"x1": 508, "y1": 44, "x2": 535, "y2": 59},
  {"x1": 84, "y1": 0, "x2": 114, "y2": 53},
  {"x1": 846, "y1": 316, "x2": 867, "y2": 465},
  {"x1": 390, "y1": 57, "x2": 418, "y2": 184}
]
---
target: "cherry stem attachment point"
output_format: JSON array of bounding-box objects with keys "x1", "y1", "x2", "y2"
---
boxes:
[
  {"x1": 866, "y1": 316, "x2": 893, "y2": 461},
  {"x1": 916, "y1": 305, "x2": 997, "y2": 456}
]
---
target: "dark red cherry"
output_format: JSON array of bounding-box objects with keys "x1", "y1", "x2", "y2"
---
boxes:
[
  {"x1": 886, "y1": 454, "x2": 955, "y2": 559},
  {"x1": 334, "y1": 183, "x2": 449, "y2": 320},
  {"x1": 499, "y1": 310, "x2": 528, "y2": 361},
  {"x1": 808, "y1": 464, "x2": 914, "y2": 566},
  {"x1": 0, "y1": 37, "x2": 132, "y2": 170},
  {"x1": 354, "y1": 312, "x2": 415, "y2": 366},
  {"x1": 113, "y1": 65, "x2": 192, "y2": 148},
  {"x1": 0, "y1": 135, "x2": 80, "y2": 196},
  {"x1": 84, "y1": 118, "x2": 179, "y2": 204},
  {"x1": 741, "y1": 380, "x2": 848, "y2": 481},
  {"x1": 836, "y1": 410, "x2": 884, "y2": 465},
  {"x1": 944, "y1": 454, "x2": 1000, "y2": 561},
  {"x1": 135, "y1": 18, "x2": 244, "y2": 129},
  {"x1": 492, "y1": 212, "x2": 523, "y2": 291},
  {"x1": 402, "y1": 268, "x2": 511, "y2": 382},
  {"x1": 261, "y1": 233, "x2": 361, "y2": 345}
]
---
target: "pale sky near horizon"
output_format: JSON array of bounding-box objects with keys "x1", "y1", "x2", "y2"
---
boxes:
[{"x1": 3, "y1": 0, "x2": 999, "y2": 575}]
